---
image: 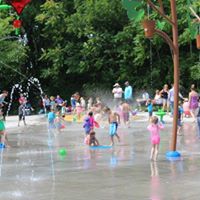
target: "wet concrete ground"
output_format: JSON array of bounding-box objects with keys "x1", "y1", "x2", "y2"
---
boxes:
[{"x1": 1, "y1": 114, "x2": 200, "y2": 200}]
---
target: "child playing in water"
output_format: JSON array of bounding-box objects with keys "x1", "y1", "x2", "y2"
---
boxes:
[
  {"x1": 83, "y1": 112, "x2": 94, "y2": 135},
  {"x1": 74, "y1": 101, "x2": 82, "y2": 121},
  {"x1": 0, "y1": 109, "x2": 9, "y2": 147},
  {"x1": 61, "y1": 102, "x2": 67, "y2": 118},
  {"x1": 85, "y1": 131, "x2": 100, "y2": 146},
  {"x1": 83, "y1": 117, "x2": 91, "y2": 135},
  {"x1": 177, "y1": 101, "x2": 184, "y2": 136},
  {"x1": 146, "y1": 99, "x2": 153, "y2": 122},
  {"x1": 104, "y1": 107, "x2": 120, "y2": 146},
  {"x1": 147, "y1": 116, "x2": 164, "y2": 161},
  {"x1": 55, "y1": 111, "x2": 64, "y2": 132},
  {"x1": 50, "y1": 96, "x2": 56, "y2": 110},
  {"x1": 183, "y1": 98, "x2": 190, "y2": 117},
  {"x1": 18, "y1": 103, "x2": 27, "y2": 126},
  {"x1": 48, "y1": 109, "x2": 56, "y2": 128},
  {"x1": 88, "y1": 111, "x2": 94, "y2": 129},
  {"x1": 121, "y1": 101, "x2": 131, "y2": 127}
]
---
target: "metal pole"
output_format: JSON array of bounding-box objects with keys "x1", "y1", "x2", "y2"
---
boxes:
[{"x1": 170, "y1": 0, "x2": 179, "y2": 151}]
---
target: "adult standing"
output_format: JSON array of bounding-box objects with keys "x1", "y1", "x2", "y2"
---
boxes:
[
  {"x1": 153, "y1": 89, "x2": 163, "y2": 106},
  {"x1": 43, "y1": 95, "x2": 51, "y2": 113},
  {"x1": 188, "y1": 84, "x2": 199, "y2": 122},
  {"x1": 197, "y1": 103, "x2": 200, "y2": 138},
  {"x1": 112, "y1": 83, "x2": 123, "y2": 107},
  {"x1": 160, "y1": 84, "x2": 169, "y2": 112},
  {"x1": 55, "y1": 95, "x2": 64, "y2": 111},
  {"x1": 124, "y1": 81, "x2": 133, "y2": 104},
  {"x1": 168, "y1": 84, "x2": 184, "y2": 116}
]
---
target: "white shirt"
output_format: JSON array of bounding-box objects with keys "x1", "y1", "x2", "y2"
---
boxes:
[{"x1": 112, "y1": 87, "x2": 123, "y2": 99}]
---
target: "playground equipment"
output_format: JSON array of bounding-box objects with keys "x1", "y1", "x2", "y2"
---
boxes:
[{"x1": 0, "y1": 0, "x2": 31, "y2": 35}]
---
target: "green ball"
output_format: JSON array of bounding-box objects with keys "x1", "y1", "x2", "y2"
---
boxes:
[{"x1": 58, "y1": 148, "x2": 67, "y2": 156}]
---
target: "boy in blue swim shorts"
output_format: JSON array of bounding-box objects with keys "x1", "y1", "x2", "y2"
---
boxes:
[
  {"x1": 48, "y1": 109, "x2": 56, "y2": 128},
  {"x1": 104, "y1": 107, "x2": 120, "y2": 146}
]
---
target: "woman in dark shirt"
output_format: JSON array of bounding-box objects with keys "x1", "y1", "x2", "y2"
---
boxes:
[{"x1": 160, "y1": 84, "x2": 169, "y2": 112}]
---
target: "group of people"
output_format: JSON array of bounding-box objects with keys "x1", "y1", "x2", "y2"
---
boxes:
[
  {"x1": 112, "y1": 81, "x2": 133, "y2": 106},
  {"x1": 0, "y1": 81, "x2": 199, "y2": 162},
  {"x1": 137, "y1": 84, "x2": 199, "y2": 119},
  {"x1": 83, "y1": 108, "x2": 121, "y2": 147},
  {"x1": 81, "y1": 82, "x2": 200, "y2": 161},
  {"x1": 45, "y1": 90, "x2": 127, "y2": 146},
  {"x1": 140, "y1": 83, "x2": 200, "y2": 161},
  {"x1": 32, "y1": 82, "x2": 200, "y2": 159}
]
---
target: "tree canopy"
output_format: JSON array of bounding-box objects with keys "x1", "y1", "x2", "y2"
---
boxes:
[{"x1": 0, "y1": 0, "x2": 199, "y2": 98}]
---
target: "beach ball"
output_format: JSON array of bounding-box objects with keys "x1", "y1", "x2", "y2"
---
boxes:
[{"x1": 58, "y1": 148, "x2": 67, "y2": 156}]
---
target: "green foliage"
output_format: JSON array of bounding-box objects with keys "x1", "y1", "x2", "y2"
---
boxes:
[
  {"x1": 185, "y1": 0, "x2": 200, "y2": 39},
  {"x1": 34, "y1": 0, "x2": 200, "y2": 95},
  {"x1": 122, "y1": 0, "x2": 145, "y2": 22},
  {"x1": 190, "y1": 62, "x2": 200, "y2": 80},
  {"x1": 0, "y1": 0, "x2": 200, "y2": 97},
  {"x1": 0, "y1": 11, "x2": 28, "y2": 89}
]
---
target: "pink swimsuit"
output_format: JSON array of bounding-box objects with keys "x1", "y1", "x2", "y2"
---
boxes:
[{"x1": 147, "y1": 124, "x2": 164, "y2": 145}]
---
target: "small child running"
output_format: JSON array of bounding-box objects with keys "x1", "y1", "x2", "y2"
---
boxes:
[
  {"x1": 147, "y1": 116, "x2": 164, "y2": 161},
  {"x1": 104, "y1": 107, "x2": 120, "y2": 146}
]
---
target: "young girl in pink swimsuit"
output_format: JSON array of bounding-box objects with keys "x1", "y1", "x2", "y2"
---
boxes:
[{"x1": 147, "y1": 116, "x2": 164, "y2": 161}]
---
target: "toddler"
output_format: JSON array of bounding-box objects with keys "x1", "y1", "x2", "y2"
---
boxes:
[{"x1": 147, "y1": 116, "x2": 164, "y2": 161}]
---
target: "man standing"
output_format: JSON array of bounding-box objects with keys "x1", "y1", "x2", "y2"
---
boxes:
[
  {"x1": 112, "y1": 83, "x2": 123, "y2": 107},
  {"x1": 124, "y1": 81, "x2": 133, "y2": 104},
  {"x1": 168, "y1": 84, "x2": 184, "y2": 116}
]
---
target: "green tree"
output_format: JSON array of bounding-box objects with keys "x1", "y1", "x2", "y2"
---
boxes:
[
  {"x1": 1, "y1": 0, "x2": 199, "y2": 97},
  {"x1": 0, "y1": 10, "x2": 28, "y2": 89}
]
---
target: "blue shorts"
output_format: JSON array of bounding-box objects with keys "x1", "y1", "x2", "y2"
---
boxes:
[
  {"x1": 109, "y1": 122, "x2": 118, "y2": 136},
  {"x1": 177, "y1": 119, "x2": 182, "y2": 127},
  {"x1": 148, "y1": 111, "x2": 153, "y2": 117}
]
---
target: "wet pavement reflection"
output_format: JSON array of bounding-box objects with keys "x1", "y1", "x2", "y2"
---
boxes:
[{"x1": 0, "y1": 115, "x2": 200, "y2": 199}]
